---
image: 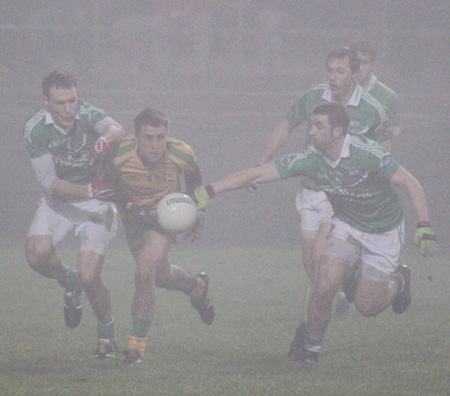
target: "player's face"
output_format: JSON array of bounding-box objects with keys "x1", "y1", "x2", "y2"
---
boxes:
[
  {"x1": 326, "y1": 57, "x2": 357, "y2": 102},
  {"x1": 357, "y1": 53, "x2": 374, "y2": 85},
  {"x1": 309, "y1": 114, "x2": 334, "y2": 152},
  {"x1": 43, "y1": 86, "x2": 79, "y2": 130},
  {"x1": 137, "y1": 124, "x2": 167, "y2": 165}
]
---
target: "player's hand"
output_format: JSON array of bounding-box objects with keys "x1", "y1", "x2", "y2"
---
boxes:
[
  {"x1": 185, "y1": 210, "x2": 205, "y2": 242},
  {"x1": 89, "y1": 178, "x2": 116, "y2": 201},
  {"x1": 248, "y1": 164, "x2": 261, "y2": 193},
  {"x1": 127, "y1": 204, "x2": 157, "y2": 230},
  {"x1": 193, "y1": 185, "x2": 215, "y2": 210},
  {"x1": 88, "y1": 137, "x2": 113, "y2": 166},
  {"x1": 414, "y1": 222, "x2": 438, "y2": 257}
]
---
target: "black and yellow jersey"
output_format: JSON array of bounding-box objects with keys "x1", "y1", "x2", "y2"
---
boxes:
[{"x1": 110, "y1": 135, "x2": 198, "y2": 215}]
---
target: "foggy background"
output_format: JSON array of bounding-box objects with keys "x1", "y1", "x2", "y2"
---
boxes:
[{"x1": 1, "y1": 0, "x2": 449, "y2": 249}]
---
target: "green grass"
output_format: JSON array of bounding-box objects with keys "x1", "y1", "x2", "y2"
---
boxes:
[{"x1": 1, "y1": 240, "x2": 449, "y2": 395}]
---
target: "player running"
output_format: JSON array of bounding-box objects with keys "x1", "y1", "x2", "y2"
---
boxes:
[
  {"x1": 253, "y1": 47, "x2": 391, "y2": 353},
  {"x1": 23, "y1": 70, "x2": 124, "y2": 358},
  {"x1": 105, "y1": 108, "x2": 214, "y2": 364},
  {"x1": 194, "y1": 102, "x2": 437, "y2": 364}
]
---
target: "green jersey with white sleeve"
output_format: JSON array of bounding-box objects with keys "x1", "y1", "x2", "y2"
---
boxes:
[
  {"x1": 24, "y1": 100, "x2": 111, "y2": 186},
  {"x1": 286, "y1": 82, "x2": 390, "y2": 144},
  {"x1": 275, "y1": 135, "x2": 403, "y2": 233},
  {"x1": 285, "y1": 83, "x2": 390, "y2": 191},
  {"x1": 364, "y1": 74, "x2": 401, "y2": 128}
]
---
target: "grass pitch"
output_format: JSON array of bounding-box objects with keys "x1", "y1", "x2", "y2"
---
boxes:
[{"x1": 0, "y1": 239, "x2": 449, "y2": 395}]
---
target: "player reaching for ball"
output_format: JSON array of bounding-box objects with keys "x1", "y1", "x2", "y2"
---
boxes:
[
  {"x1": 194, "y1": 102, "x2": 438, "y2": 364},
  {"x1": 104, "y1": 107, "x2": 214, "y2": 364}
]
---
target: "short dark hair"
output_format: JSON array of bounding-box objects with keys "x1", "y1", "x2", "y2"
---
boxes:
[
  {"x1": 134, "y1": 108, "x2": 169, "y2": 136},
  {"x1": 350, "y1": 41, "x2": 377, "y2": 63},
  {"x1": 313, "y1": 102, "x2": 350, "y2": 134},
  {"x1": 326, "y1": 47, "x2": 360, "y2": 73},
  {"x1": 42, "y1": 70, "x2": 77, "y2": 98}
]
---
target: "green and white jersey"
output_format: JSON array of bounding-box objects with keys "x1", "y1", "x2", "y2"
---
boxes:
[
  {"x1": 285, "y1": 82, "x2": 390, "y2": 190},
  {"x1": 274, "y1": 135, "x2": 403, "y2": 233},
  {"x1": 286, "y1": 82, "x2": 390, "y2": 144},
  {"x1": 365, "y1": 74, "x2": 401, "y2": 127},
  {"x1": 24, "y1": 100, "x2": 110, "y2": 186}
]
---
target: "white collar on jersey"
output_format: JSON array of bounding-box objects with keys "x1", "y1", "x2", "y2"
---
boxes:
[
  {"x1": 44, "y1": 111, "x2": 80, "y2": 135},
  {"x1": 322, "y1": 83, "x2": 363, "y2": 107},
  {"x1": 312, "y1": 134, "x2": 351, "y2": 168},
  {"x1": 363, "y1": 73, "x2": 378, "y2": 92}
]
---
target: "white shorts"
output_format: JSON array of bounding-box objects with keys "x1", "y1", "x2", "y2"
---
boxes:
[
  {"x1": 295, "y1": 188, "x2": 334, "y2": 239},
  {"x1": 27, "y1": 197, "x2": 118, "y2": 256},
  {"x1": 324, "y1": 218, "x2": 405, "y2": 276}
]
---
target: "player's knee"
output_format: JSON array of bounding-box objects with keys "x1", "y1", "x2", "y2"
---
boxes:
[
  {"x1": 25, "y1": 237, "x2": 52, "y2": 268},
  {"x1": 355, "y1": 299, "x2": 380, "y2": 317},
  {"x1": 135, "y1": 264, "x2": 158, "y2": 286},
  {"x1": 314, "y1": 278, "x2": 336, "y2": 302}
]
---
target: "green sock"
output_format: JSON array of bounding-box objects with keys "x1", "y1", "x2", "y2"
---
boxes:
[
  {"x1": 131, "y1": 317, "x2": 152, "y2": 338},
  {"x1": 97, "y1": 317, "x2": 115, "y2": 340}
]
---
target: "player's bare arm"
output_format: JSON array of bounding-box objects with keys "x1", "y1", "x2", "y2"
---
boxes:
[
  {"x1": 390, "y1": 165, "x2": 437, "y2": 256},
  {"x1": 389, "y1": 165, "x2": 430, "y2": 223},
  {"x1": 194, "y1": 162, "x2": 281, "y2": 210},
  {"x1": 258, "y1": 119, "x2": 290, "y2": 165},
  {"x1": 213, "y1": 162, "x2": 281, "y2": 195}
]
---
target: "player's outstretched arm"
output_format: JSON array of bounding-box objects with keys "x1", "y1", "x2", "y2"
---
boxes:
[
  {"x1": 194, "y1": 163, "x2": 281, "y2": 210},
  {"x1": 258, "y1": 119, "x2": 290, "y2": 165},
  {"x1": 390, "y1": 166, "x2": 438, "y2": 256},
  {"x1": 249, "y1": 120, "x2": 290, "y2": 193}
]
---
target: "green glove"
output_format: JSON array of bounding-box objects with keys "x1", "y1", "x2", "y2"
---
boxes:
[
  {"x1": 185, "y1": 210, "x2": 205, "y2": 242},
  {"x1": 414, "y1": 222, "x2": 438, "y2": 257},
  {"x1": 193, "y1": 185, "x2": 215, "y2": 210},
  {"x1": 197, "y1": 209, "x2": 205, "y2": 227}
]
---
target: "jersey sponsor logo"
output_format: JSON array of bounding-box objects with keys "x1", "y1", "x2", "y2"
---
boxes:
[
  {"x1": 48, "y1": 134, "x2": 87, "y2": 152},
  {"x1": 323, "y1": 186, "x2": 372, "y2": 199},
  {"x1": 54, "y1": 153, "x2": 87, "y2": 168},
  {"x1": 48, "y1": 134, "x2": 89, "y2": 168}
]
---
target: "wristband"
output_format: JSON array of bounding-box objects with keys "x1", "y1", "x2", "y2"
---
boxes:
[
  {"x1": 205, "y1": 184, "x2": 216, "y2": 199},
  {"x1": 417, "y1": 221, "x2": 431, "y2": 229}
]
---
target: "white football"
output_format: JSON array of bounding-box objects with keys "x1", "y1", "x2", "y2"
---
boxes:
[{"x1": 156, "y1": 193, "x2": 198, "y2": 234}]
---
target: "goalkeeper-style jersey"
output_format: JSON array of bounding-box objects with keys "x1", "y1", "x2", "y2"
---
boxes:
[
  {"x1": 23, "y1": 100, "x2": 110, "y2": 185},
  {"x1": 109, "y1": 135, "x2": 198, "y2": 216},
  {"x1": 275, "y1": 135, "x2": 403, "y2": 234}
]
